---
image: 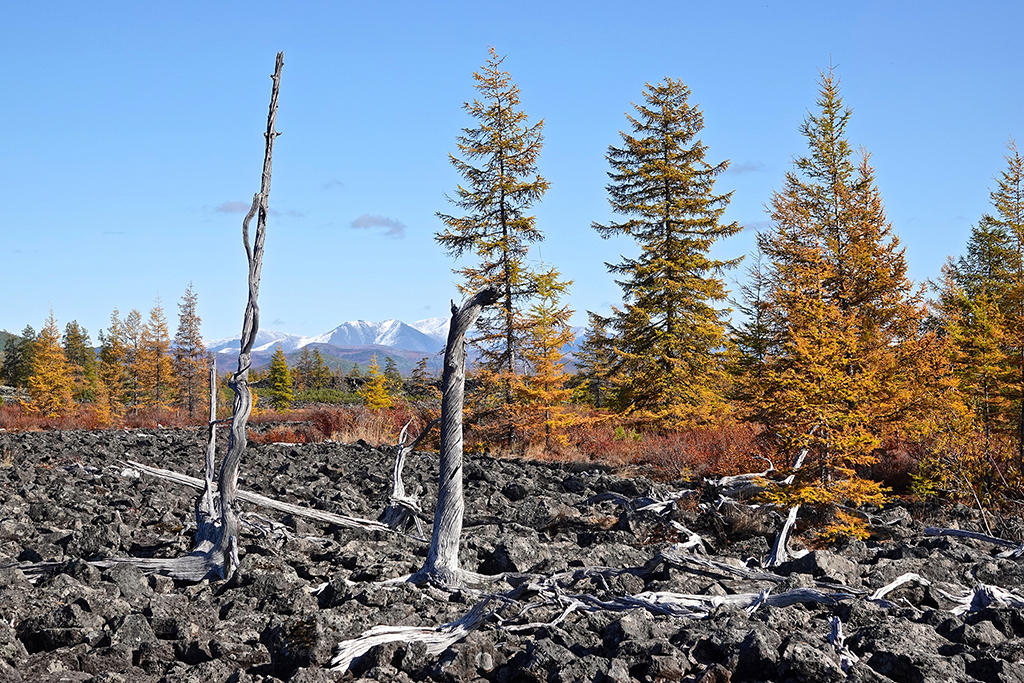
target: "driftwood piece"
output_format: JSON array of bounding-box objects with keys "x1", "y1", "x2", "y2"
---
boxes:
[
  {"x1": 413, "y1": 286, "x2": 500, "y2": 587},
  {"x1": 923, "y1": 526, "x2": 1023, "y2": 558},
  {"x1": 126, "y1": 460, "x2": 394, "y2": 533},
  {"x1": 938, "y1": 584, "x2": 1024, "y2": 615},
  {"x1": 330, "y1": 599, "x2": 494, "y2": 671},
  {"x1": 829, "y1": 616, "x2": 859, "y2": 672},
  {"x1": 867, "y1": 572, "x2": 931, "y2": 607}
]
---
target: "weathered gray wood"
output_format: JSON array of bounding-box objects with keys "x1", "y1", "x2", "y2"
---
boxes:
[
  {"x1": 414, "y1": 286, "x2": 500, "y2": 587},
  {"x1": 867, "y1": 572, "x2": 930, "y2": 607},
  {"x1": 765, "y1": 444, "x2": 811, "y2": 567},
  {"x1": 829, "y1": 616, "x2": 859, "y2": 672},
  {"x1": 212, "y1": 51, "x2": 284, "y2": 579},
  {"x1": 923, "y1": 526, "x2": 1020, "y2": 550},
  {"x1": 194, "y1": 357, "x2": 219, "y2": 549},
  {"x1": 379, "y1": 418, "x2": 439, "y2": 534},
  {"x1": 126, "y1": 460, "x2": 394, "y2": 533},
  {"x1": 330, "y1": 599, "x2": 494, "y2": 672},
  {"x1": 938, "y1": 583, "x2": 1024, "y2": 615}
]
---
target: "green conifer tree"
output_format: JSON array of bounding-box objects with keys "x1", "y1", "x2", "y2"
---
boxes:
[
  {"x1": 266, "y1": 345, "x2": 294, "y2": 409},
  {"x1": 435, "y1": 47, "x2": 549, "y2": 445},
  {"x1": 62, "y1": 321, "x2": 98, "y2": 403},
  {"x1": 593, "y1": 77, "x2": 740, "y2": 427},
  {"x1": 0, "y1": 325, "x2": 37, "y2": 388},
  {"x1": 173, "y1": 283, "x2": 208, "y2": 419},
  {"x1": 383, "y1": 356, "x2": 402, "y2": 393}
]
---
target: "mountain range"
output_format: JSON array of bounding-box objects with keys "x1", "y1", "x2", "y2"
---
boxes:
[
  {"x1": 206, "y1": 317, "x2": 582, "y2": 375},
  {"x1": 206, "y1": 318, "x2": 453, "y2": 375}
]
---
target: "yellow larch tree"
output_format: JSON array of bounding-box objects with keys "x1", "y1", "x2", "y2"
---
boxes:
[
  {"x1": 361, "y1": 355, "x2": 393, "y2": 410},
  {"x1": 139, "y1": 302, "x2": 175, "y2": 408},
  {"x1": 749, "y1": 71, "x2": 938, "y2": 533},
  {"x1": 516, "y1": 268, "x2": 575, "y2": 453},
  {"x1": 98, "y1": 308, "x2": 130, "y2": 417},
  {"x1": 435, "y1": 47, "x2": 549, "y2": 447},
  {"x1": 26, "y1": 311, "x2": 74, "y2": 417}
]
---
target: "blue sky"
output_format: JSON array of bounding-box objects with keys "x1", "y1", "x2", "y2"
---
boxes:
[{"x1": 3, "y1": 1, "x2": 1022, "y2": 341}]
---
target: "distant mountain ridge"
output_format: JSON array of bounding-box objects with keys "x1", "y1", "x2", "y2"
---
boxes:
[
  {"x1": 206, "y1": 317, "x2": 450, "y2": 357},
  {"x1": 205, "y1": 316, "x2": 582, "y2": 375},
  {"x1": 205, "y1": 318, "x2": 452, "y2": 374}
]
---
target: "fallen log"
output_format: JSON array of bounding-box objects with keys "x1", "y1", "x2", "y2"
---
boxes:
[
  {"x1": 125, "y1": 460, "x2": 394, "y2": 534},
  {"x1": 923, "y1": 526, "x2": 1024, "y2": 557}
]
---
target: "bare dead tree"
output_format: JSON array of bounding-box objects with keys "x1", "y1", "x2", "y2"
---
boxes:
[
  {"x1": 195, "y1": 357, "x2": 220, "y2": 546},
  {"x1": 412, "y1": 286, "x2": 500, "y2": 587},
  {"x1": 54, "y1": 52, "x2": 284, "y2": 582},
  {"x1": 210, "y1": 51, "x2": 284, "y2": 579}
]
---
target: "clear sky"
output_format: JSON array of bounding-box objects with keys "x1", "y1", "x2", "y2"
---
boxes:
[{"x1": 3, "y1": 1, "x2": 1022, "y2": 342}]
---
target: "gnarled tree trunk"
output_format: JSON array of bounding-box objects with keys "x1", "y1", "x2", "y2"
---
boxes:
[
  {"x1": 414, "y1": 286, "x2": 499, "y2": 586},
  {"x1": 212, "y1": 51, "x2": 283, "y2": 577}
]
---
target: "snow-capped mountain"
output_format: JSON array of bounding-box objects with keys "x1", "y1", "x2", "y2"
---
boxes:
[
  {"x1": 204, "y1": 317, "x2": 581, "y2": 375},
  {"x1": 303, "y1": 319, "x2": 441, "y2": 354},
  {"x1": 409, "y1": 317, "x2": 450, "y2": 343},
  {"x1": 206, "y1": 329, "x2": 309, "y2": 356},
  {"x1": 206, "y1": 319, "x2": 449, "y2": 357}
]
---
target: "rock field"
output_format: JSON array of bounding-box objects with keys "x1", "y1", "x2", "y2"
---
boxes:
[{"x1": 1, "y1": 427, "x2": 1023, "y2": 682}]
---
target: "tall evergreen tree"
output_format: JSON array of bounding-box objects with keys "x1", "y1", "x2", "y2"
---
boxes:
[
  {"x1": 123, "y1": 309, "x2": 144, "y2": 409},
  {"x1": 294, "y1": 347, "x2": 313, "y2": 392},
  {"x1": 410, "y1": 357, "x2": 439, "y2": 400},
  {"x1": 139, "y1": 303, "x2": 175, "y2": 408},
  {"x1": 266, "y1": 346, "x2": 293, "y2": 409},
  {"x1": 751, "y1": 71, "x2": 931, "y2": 511},
  {"x1": 27, "y1": 312, "x2": 74, "y2": 417},
  {"x1": 62, "y1": 321, "x2": 98, "y2": 403},
  {"x1": 383, "y1": 356, "x2": 402, "y2": 393},
  {"x1": 173, "y1": 283, "x2": 208, "y2": 418},
  {"x1": 516, "y1": 268, "x2": 575, "y2": 452},
  {"x1": 986, "y1": 143, "x2": 1024, "y2": 459},
  {"x1": 435, "y1": 47, "x2": 549, "y2": 444},
  {"x1": 593, "y1": 77, "x2": 740, "y2": 427},
  {"x1": 308, "y1": 348, "x2": 332, "y2": 390},
  {"x1": 936, "y1": 141, "x2": 1024, "y2": 457},
  {"x1": 98, "y1": 309, "x2": 129, "y2": 414},
  {"x1": 0, "y1": 325, "x2": 36, "y2": 388}
]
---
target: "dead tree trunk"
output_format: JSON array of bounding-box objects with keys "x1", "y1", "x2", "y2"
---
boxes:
[
  {"x1": 765, "y1": 443, "x2": 811, "y2": 567},
  {"x1": 212, "y1": 51, "x2": 283, "y2": 578},
  {"x1": 194, "y1": 357, "x2": 219, "y2": 547},
  {"x1": 414, "y1": 286, "x2": 499, "y2": 587},
  {"x1": 55, "y1": 52, "x2": 286, "y2": 582}
]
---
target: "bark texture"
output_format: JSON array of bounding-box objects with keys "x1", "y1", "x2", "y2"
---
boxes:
[{"x1": 416, "y1": 286, "x2": 500, "y2": 586}]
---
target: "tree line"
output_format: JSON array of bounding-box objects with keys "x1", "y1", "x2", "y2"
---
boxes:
[
  {"x1": 1, "y1": 284, "x2": 208, "y2": 422},
  {"x1": 431, "y1": 50, "x2": 1023, "y2": 527}
]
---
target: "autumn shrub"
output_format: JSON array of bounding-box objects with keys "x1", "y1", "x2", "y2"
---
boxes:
[
  {"x1": 817, "y1": 509, "x2": 871, "y2": 544},
  {"x1": 248, "y1": 425, "x2": 318, "y2": 445},
  {"x1": 564, "y1": 420, "x2": 768, "y2": 476}
]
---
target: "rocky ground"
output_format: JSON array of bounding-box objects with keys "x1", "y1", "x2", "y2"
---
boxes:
[{"x1": 0, "y1": 428, "x2": 1023, "y2": 682}]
